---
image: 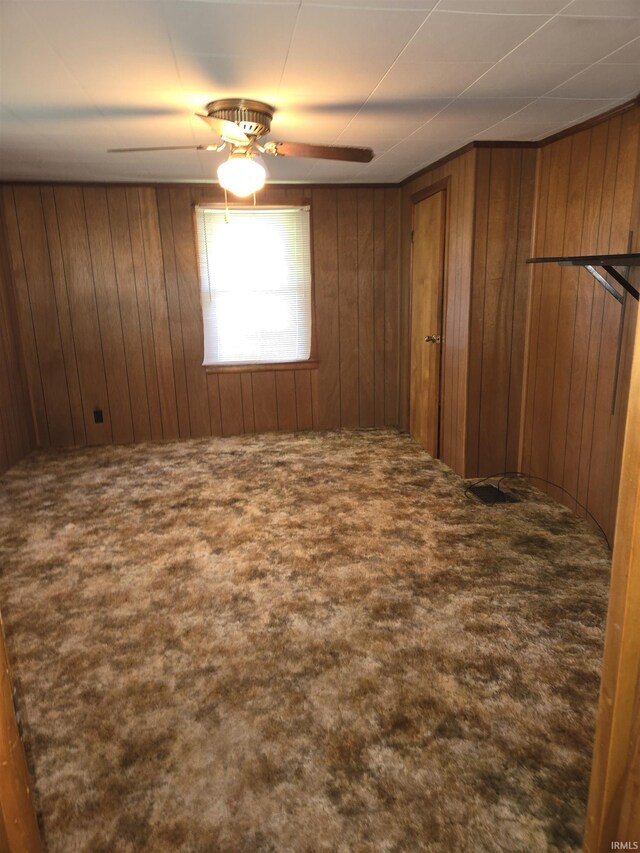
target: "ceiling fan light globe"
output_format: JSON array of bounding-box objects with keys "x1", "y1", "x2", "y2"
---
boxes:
[{"x1": 217, "y1": 156, "x2": 266, "y2": 197}]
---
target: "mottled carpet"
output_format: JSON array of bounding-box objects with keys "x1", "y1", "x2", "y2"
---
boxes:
[{"x1": 0, "y1": 429, "x2": 609, "y2": 852}]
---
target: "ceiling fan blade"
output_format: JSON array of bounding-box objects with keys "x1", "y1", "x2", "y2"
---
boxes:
[
  {"x1": 108, "y1": 145, "x2": 214, "y2": 153},
  {"x1": 195, "y1": 114, "x2": 249, "y2": 145},
  {"x1": 268, "y1": 141, "x2": 374, "y2": 163}
]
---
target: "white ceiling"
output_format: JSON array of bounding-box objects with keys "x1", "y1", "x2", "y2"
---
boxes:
[{"x1": 0, "y1": 0, "x2": 638, "y2": 184}]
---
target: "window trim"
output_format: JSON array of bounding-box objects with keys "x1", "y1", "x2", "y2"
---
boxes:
[
  {"x1": 192, "y1": 199, "x2": 318, "y2": 372},
  {"x1": 205, "y1": 359, "x2": 319, "y2": 375}
]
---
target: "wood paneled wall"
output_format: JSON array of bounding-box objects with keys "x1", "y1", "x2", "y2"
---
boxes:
[
  {"x1": 467, "y1": 146, "x2": 536, "y2": 478},
  {"x1": 400, "y1": 149, "x2": 476, "y2": 475},
  {"x1": 399, "y1": 106, "x2": 637, "y2": 548},
  {"x1": 521, "y1": 105, "x2": 640, "y2": 542},
  {"x1": 0, "y1": 184, "x2": 401, "y2": 449},
  {"x1": 0, "y1": 205, "x2": 33, "y2": 475},
  {"x1": 400, "y1": 145, "x2": 535, "y2": 480}
]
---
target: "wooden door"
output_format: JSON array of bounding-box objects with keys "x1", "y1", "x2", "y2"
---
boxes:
[{"x1": 410, "y1": 190, "x2": 445, "y2": 456}]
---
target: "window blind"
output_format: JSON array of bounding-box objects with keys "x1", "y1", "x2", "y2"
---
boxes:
[{"x1": 195, "y1": 206, "x2": 312, "y2": 366}]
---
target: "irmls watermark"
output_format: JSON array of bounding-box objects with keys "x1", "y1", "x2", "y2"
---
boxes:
[{"x1": 611, "y1": 843, "x2": 639, "y2": 850}]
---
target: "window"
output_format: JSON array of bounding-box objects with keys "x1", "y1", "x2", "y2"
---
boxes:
[{"x1": 195, "y1": 205, "x2": 313, "y2": 367}]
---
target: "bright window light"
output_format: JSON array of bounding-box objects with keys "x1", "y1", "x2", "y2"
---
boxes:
[{"x1": 195, "y1": 206, "x2": 312, "y2": 366}]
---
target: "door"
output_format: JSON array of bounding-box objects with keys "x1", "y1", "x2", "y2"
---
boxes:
[{"x1": 410, "y1": 190, "x2": 445, "y2": 457}]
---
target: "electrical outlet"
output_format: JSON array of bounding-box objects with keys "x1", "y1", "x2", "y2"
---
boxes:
[{"x1": 93, "y1": 408, "x2": 104, "y2": 424}]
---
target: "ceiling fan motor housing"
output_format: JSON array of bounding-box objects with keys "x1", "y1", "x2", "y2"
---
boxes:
[{"x1": 206, "y1": 99, "x2": 274, "y2": 139}]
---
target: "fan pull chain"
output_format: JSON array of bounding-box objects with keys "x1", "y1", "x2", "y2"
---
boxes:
[
  {"x1": 253, "y1": 192, "x2": 257, "y2": 207},
  {"x1": 224, "y1": 188, "x2": 229, "y2": 224}
]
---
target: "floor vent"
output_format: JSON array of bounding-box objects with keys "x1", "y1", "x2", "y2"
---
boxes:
[{"x1": 467, "y1": 483, "x2": 520, "y2": 505}]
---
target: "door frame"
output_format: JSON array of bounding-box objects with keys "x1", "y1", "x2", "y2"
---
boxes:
[{"x1": 409, "y1": 177, "x2": 449, "y2": 458}]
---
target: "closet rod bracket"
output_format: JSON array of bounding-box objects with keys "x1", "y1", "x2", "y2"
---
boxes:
[{"x1": 527, "y1": 253, "x2": 640, "y2": 304}]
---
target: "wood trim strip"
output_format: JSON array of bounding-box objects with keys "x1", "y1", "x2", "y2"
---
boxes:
[
  {"x1": 1, "y1": 180, "x2": 399, "y2": 191},
  {"x1": 400, "y1": 94, "x2": 640, "y2": 189},
  {"x1": 2, "y1": 98, "x2": 638, "y2": 202},
  {"x1": 410, "y1": 177, "x2": 449, "y2": 205},
  {"x1": 541, "y1": 93, "x2": 640, "y2": 147},
  {"x1": 400, "y1": 144, "x2": 476, "y2": 189},
  {"x1": 584, "y1": 296, "x2": 640, "y2": 850},
  {"x1": 0, "y1": 615, "x2": 43, "y2": 852},
  {"x1": 205, "y1": 360, "x2": 319, "y2": 374}
]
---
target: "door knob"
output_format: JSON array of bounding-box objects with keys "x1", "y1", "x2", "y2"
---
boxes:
[{"x1": 424, "y1": 335, "x2": 441, "y2": 343}]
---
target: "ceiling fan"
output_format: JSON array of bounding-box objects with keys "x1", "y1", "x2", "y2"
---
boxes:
[{"x1": 108, "y1": 98, "x2": 374, "y2": 197}]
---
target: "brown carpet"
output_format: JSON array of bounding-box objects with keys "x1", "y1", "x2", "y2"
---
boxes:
[{"x1": 0, "y1": 429, "x2": 609, "y2": 852}]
